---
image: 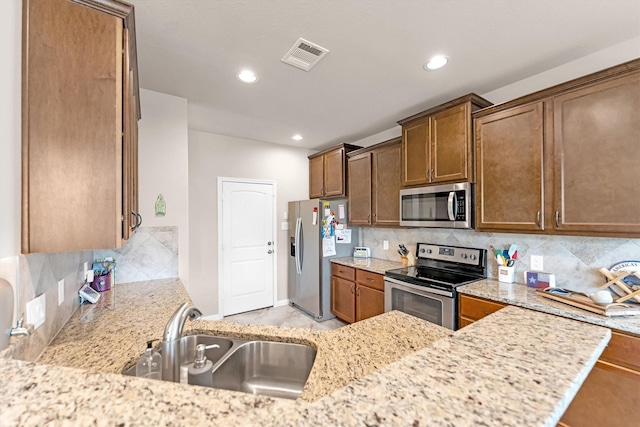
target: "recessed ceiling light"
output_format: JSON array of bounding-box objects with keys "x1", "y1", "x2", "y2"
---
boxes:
[
  {"x1": 236, "y1": 69, "x2": 258, "y2": 84},
  {"x1": 424, "y1": 55, "x2": 448, "y2": 70},
  {"x1": 292, "y1": 134, "x2": 303, "y2": 141}
]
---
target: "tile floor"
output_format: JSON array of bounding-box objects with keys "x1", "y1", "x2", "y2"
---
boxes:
[{"x1": 224, "y1": 304, "x2": 346, "y2": 332}]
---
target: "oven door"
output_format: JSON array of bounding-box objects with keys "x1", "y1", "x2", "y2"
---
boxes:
[{"x1": 384, "y1": 277, "x2": 456, "y2": 330}]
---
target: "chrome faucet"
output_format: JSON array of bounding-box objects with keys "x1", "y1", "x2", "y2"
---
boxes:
[
  {"x1": 9, "y1": 315, "x2": 30, "y2": 338},
  {"x1": 161, "y1": 302, "x2": 202, "y2": 382}
]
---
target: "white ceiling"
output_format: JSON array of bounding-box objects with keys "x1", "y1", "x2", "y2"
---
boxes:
[{"x1": 128, "y1": 0, "x2": 640, "y2": 150}]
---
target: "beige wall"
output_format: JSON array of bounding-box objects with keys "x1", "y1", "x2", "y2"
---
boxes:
[
  {"x1": 138, "y1": 89, "x2": 190, "y2": 287},
  {"x1": 0, "y1": 0, "x2": 21, "y2": 259},
  {"x1": 188, "y1": 130, "x2": 313, "y2": 316}
]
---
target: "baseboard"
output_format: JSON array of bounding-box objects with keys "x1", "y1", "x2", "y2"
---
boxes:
[
  {"x1": 275, "y1": 299, "x2": 290, "y2": 307},
  {"x1": 201, "y1": 314, "x2": 223, "y2": 321}
]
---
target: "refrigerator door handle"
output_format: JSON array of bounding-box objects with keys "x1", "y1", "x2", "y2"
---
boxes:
[{"x1": 295, "y1": 217, "x2": 302, "y2": 274}]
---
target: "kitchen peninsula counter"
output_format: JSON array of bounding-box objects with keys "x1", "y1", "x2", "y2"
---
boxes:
[{"x1": 1, "y1": 278, "x2": 610, "y2": 426}]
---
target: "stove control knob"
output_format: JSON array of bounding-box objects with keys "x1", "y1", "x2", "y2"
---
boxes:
[
  {"x1": 461, "y1": 253, "x2": 468, "y2": 259},
  {"x1": 420, "y1": 248, "x2": 425, "y2": 253},
  {"x1": 470, "y1": 254, "x2": 477, "y2": 260},
  {"x1": 426, "y1": 249, "x2": 432, "y2": 254}
]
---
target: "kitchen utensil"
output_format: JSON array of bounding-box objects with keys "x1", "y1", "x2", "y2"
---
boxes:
[
  {"x1": 508, "y1": 244, "x2": 517, "y2": 259},
  {"x1": 502, "y1": 249, "x2": 509, "y2": 259},
  {"x1": 506, "y1": 259, "x2": 515, "y2": 267}
]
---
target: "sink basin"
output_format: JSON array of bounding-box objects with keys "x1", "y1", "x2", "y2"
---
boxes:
[
  {"x1": 122, "y1": 335, "x2": 234, "y2": 377},
  {"x1": 122, "y1": 335, "x2": 316, "y2": 400},
  {"x1": 211, "y1": 341, "x2": 316, "y2": 400}
]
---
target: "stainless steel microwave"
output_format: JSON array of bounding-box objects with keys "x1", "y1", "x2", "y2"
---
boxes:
[{"x1": 399, "y1": 182, "x2": 472, "y2": 228}]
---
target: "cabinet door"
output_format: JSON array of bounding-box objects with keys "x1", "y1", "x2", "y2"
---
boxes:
[
  {"x1": 559, "y1": 360, "x2": 640, "y2": 427},
  {"x1": 552, "y1": 72, "x2": 640, "y2": 235},
  {"x1": 431, "y1": 104, "x2": 470, "y2": 183},
  {"x1": 22, "y1": 0, "x2": 124, "y2": 253},
  {"x1": 309, "y1": 155, "x2": 324, "y2": 198},
  {"x1": 475, "y1": 102, "x2": 545, "y2": 232},
  {"x1": 348, "y1": 153, "x2": 372, "y2": 225},
  {"x1": 402, "y1": 118, "x2": 430, "y2": 187},
  {"x1": 372, "y1": 142, "x2": 401, "y2": 226},
  {"x1": 323, "y1": 148, "x2": 346, "y2": 197},
  {"x1": 331, "y1": 276, "x2": 355, "y2": 323},
  {"x1": 356, "y1": 285, "x2": 385, "y2": 322}
]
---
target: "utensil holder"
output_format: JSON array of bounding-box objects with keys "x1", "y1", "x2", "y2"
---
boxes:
[{"x1": 498, "y1": 266, "x2": 515, "y2": 283}]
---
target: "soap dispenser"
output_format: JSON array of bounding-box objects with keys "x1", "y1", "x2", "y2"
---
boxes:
[
  {"x1": 136, "y1": 340, "x2": 162, "y2": 380},
  {"x1": 187, "y1": 343, "x2": 217, "y2": 387}
]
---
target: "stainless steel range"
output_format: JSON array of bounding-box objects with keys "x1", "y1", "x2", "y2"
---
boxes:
[{"x1": 384, "y1": 243, "x2": 487, "y2": 330}]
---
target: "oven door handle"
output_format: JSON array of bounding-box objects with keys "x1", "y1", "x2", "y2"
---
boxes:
[{"x1": 447, "y1": 191, "x2": 457, "y2": 221}]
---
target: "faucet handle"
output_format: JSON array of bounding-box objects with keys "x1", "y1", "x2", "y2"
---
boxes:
[{"x1": 16, "y1": 314, "x2": 24, "y2": 328}]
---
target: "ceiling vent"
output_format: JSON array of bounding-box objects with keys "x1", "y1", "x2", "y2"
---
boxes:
[{"x1": 281, "y1": 38, "x2": 329, "y2": 71}]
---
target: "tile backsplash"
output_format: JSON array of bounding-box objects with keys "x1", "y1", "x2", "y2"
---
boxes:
[
  {"x1": 4, "y1": 226, "x2": 179, "y2": 362},
  {"x1": 2, "y1": 251, "x2": 93, "y2": 361},
  {"x1": 361, "y1": 227, "x2": 640, "y2": 293},
  {"x1": 95, "y1": 226, "x2": 178, "y2": 284}
]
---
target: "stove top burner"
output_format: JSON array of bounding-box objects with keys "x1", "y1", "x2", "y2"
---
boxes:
[{"x1": 385, "y1": 243, "x2": 487, "y2": 292}]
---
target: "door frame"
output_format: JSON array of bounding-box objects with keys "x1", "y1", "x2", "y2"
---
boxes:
[{"x1": 217, "y1": 177, "x2": 278, "y2": 317}]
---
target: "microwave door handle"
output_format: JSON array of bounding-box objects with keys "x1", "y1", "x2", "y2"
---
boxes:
[
  {"x1": 447, "y1": 191, "x2": 457, "y2": 221},
  {"x1": 295, "y1": 218, "x2": 302, "y2": 274}
]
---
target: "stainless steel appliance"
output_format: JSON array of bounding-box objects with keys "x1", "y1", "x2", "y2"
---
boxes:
[
  {"x1": 384, "y1": 243, "x2": 487, "y2": 330},
  {"x1": 288, "y1": 199, "x2": 358, "y2": 321},
  {"x1": 399, "y1": 182, "x2": 472, "y2": 228}
]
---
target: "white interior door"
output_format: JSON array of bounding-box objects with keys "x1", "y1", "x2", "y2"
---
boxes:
[{"x1": 221, "y1": 180, "x2": 275, "y2": 316}]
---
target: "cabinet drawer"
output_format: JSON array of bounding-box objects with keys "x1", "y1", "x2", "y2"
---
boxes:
[
  {"x1": 459, "y1": 295, "x2": 507, "y2": 321},
  {"x1": 332, "y1": 264, "x2": 355, "y2": 281},
  {"x1": 355, "y1": 269, "x2": 384, "y2": 291},
  {"x1": 600, "y1": 331, "x2": 640, "y2": 372}
]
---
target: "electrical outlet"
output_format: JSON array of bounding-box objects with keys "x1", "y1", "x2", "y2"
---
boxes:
[
  {"x1": 383, "y1": 240, "x2": 389, "y2": 250},
  {"x1": 58, "y1": 279, "x2": 65, "y2": 306},
  {"x1": 530, "y1": 255, "x2": 544, "y2": 271},
  {"x1": 26, "y1": 294, "x2": 46, "y2": 330}
]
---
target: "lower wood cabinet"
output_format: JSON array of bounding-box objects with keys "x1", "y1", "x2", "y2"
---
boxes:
[
  {"x1": 458, "y1": 294, "x2": 640, "y2": 427},
  {"x1": 331, "y1": 264, "x2": 385, "y2": 323}
]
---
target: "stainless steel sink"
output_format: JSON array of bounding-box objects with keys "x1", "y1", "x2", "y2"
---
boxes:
[
  {"x1": 211, "y1": 341, "x2": 316, "y2": 400},
  {"x1": 122, "y1": 335, "x2": 316, "y2": 400}
]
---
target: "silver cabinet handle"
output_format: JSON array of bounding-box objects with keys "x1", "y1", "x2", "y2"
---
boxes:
[
  {"x1": 267, "y1": 250, "x2": 273, "y2": 254},
  {"x1": 267, "y1": 241, "x2": 272, "y2": 246},
  {"x1": 536, "y1": 211, "x2": 541, "y2": 228},
  {"x1": 426, "y1": 169, "x2": 431, "y2": 182},
  {"x1": 431, "y1": 169, "x2": 434, "y2": 182},
  {"x1": 555, "y1": 211, "x2": 560, "y2": 228}
]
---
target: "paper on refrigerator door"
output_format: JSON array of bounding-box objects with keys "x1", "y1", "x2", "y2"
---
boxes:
[
  {"x1": 322, "y1": 236, "x2": 336, "y2": 257},
  {"x1": 335, "y1": 229, "x2": 351, "y2": 244}
]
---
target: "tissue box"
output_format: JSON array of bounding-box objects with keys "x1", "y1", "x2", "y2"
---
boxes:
[{"x1": 525, "y1": 271, "x2": 556, "y2": 289}]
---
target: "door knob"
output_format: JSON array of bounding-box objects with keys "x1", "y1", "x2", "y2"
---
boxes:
[
  {"x1": 267, "y1": 241, "x2": 272, "y2": 246},
  {"x1": 267, "y1": 250, "x2": 273, "y2": 254}
]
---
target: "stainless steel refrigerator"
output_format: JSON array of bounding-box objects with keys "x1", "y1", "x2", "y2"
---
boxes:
[{"x1": 288, "y1": 199, "x2": 358, "y2": 321}]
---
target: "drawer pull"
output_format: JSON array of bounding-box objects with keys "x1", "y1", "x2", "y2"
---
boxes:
[{"x1": 367, "y1": 278, "x2": 374, "y2": 282}]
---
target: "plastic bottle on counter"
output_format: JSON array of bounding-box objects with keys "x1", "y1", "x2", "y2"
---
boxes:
[
  {"x1": 136, "y1": 340, "x2": 162, "y2": 380},
  {"x1": 187, "y1": 343, "x2": 215, "y2": 387}
]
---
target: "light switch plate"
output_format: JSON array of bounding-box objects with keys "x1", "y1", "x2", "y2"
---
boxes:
[
  {"x1": 58, "y1": 279, "x2": 65, "y2": 306},
  {"x1": 281, "y1": 222, "x2": 289, "y2": 231},
  {"x1": 383, "y1": 240, "x2": 389, "y2": 250},
  {"x1": 26, "y1": 293, "x2": 46, "y2": 330}
]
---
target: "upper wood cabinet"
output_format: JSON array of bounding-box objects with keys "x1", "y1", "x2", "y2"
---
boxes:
[
  {"x1": 308, "y1": 144, "x2": 361, "y2": 199},
  {"x1": 475, "y1": 102, "x2": 545, "y2": 231},
  {"x1": 398, "y1": 94, "x2": 493, "y2": 187},
  {"x1": 474, "y1": 59, "x2": 640, "y2": 238},
  {"x1": 22, "y1": 0, "x2": 140, "y2": 253},
  {"x1": 347, "y1": 138, "x2": 402, "y2": 226}
]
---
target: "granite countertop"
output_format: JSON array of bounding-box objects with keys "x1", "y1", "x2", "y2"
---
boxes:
[
  {"x1": 331, "y1": 256, "x2": 404, "y2": 275},
  {"x1": 459, "y1": 279, "x2": 640, "y2": 336},
  {"x1": 0, "y1": 278, "x2": 611, "y2": 426}
]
